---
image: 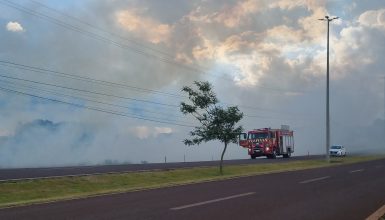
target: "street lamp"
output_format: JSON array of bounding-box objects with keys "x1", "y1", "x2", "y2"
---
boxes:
[{"x1": 319, "y1": 15, "x2": 338, "y2": 162}]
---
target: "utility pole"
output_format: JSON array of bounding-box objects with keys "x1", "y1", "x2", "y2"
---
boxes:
[
  {"x1": 319, "y1": 15, "x2": 338, "y2": 162},
  {"x1": 382, "y1": 76, "x2": 385, "y2": 143}
]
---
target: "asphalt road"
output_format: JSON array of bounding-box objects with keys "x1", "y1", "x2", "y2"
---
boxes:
[
  {"x1": 0, "y1": 155, "x2": 322, "y2": 181},
  {"x1": 0, "y1": 158, "x2": 384, "y2": 220}
]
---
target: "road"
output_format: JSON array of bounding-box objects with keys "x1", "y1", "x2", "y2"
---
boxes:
[
  {"x1": 0, "y1": 155, "x2": 321, "y2": 181},
  {"x1": 0, "y1": 158, "x2": 384, "y2": 220}
]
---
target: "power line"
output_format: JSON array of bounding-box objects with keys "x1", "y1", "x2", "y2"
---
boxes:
[
  {"x1": 0, "y1": 73, "x2": 311, "y2": 123},
  {"x1": 0, "y1": 86, "x2": 195, "y2": 127},
  {"x1": 28, "y1": 0, "x2": 176, "y2": 60},
  {"x1": 0, "y1": 60, "x2": 184, "y2": 98},
  {"x1": 0, "y1": 0, "x2": 306, "y2": 94},
  {"x1": 27, "y1": 0, "x2": 307, "y2": 94},
  {"x1": 0, "y1": 0, "x2": 205, "y2": 74},
  {"x1": 0, "y1": 60, "x2": 303, "y2": 114},
  {"x1": 0, "y1": 79, "x2": 189, "y2": 123},
  {"x1": 0, "y1": 73, "x2": 179, "y2": 108},
  {"x1": 243, "y1": 113, "x2": 314, "y2": 121},
  {"x1": 0, "y1": 74, "x2": 312, "y2": 123},
  {"x1": 0, "y1": 68, "x2": 311, "y2": 121},
  {"x1": 1, "y1": 77, "x2": 308, "y2": 123}
]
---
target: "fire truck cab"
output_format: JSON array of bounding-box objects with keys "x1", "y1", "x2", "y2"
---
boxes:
[{"x1": 239, "y1": 125, "x2": 294, "y2": 159}]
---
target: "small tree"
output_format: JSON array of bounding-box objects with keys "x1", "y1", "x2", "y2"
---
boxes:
[{"x1": 180, "y1": 81, "x2": 243, "y2": 174}]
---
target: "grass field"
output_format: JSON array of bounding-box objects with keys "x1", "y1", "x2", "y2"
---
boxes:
[{"x1": 0, "y1": 155, "x2": 383, "y2": 208}]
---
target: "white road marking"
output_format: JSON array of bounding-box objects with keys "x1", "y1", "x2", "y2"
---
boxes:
[
  {"x1": 349, "y1": 169, "x2": 364, "y2": 173},
  {"x1": 170, "y1": 192, "x2": 255, "y2": 211},
  {"x1": 366, "y1": 204, "x2": 385, "y2": 220},
  {"x1": 299, "y1": 176, "x2": 330, "y2": 184}
]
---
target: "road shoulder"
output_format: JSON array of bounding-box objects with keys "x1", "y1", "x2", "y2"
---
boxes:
[{"x1": 366, "y1": 204, "x2": 385, "y2": 220}]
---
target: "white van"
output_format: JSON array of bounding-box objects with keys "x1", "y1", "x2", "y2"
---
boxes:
[{"x1": 330, "y1": 145, "x2": 346, "y2": 157}]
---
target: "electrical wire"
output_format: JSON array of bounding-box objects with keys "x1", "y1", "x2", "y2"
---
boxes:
[
  {"x1": 0, "y1": 78, "x2": 188, "y2": 121},
  {"x1": 0, "y1": 86, "x2": 195, "y2": 127},
  {"x1": 28, "y1": 0, "x2": 176, "y2": 60},
  {"x1": 0, "y1": 0, "x2": 205, "y2": 75},
  {"x1": 0, "y1": 60, "x2": 184, "y2": 98},
  {"x1": 0, "y1": 74, "x2": 179, "y2": 108},
  {"x1": 0, "y1": 75, "x2": 311, "y2": 123},
  {"x1": 0, "y1": 60, "x2": 303, "y2": 114},
  {"x1": 0, "y1": 0, "x2": 306, "y2": 94},
  {"x1": 0, "y1": 71, "x2": 311, "y2": 122}
]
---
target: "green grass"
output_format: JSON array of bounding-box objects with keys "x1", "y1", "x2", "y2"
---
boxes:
[{"x1": 0, "y1": 155, "x2": 383, "y2": 208}]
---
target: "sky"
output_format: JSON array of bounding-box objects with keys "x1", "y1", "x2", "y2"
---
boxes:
[{"x1": 0, "y1": 0, "x2": 384, "y2": 168}]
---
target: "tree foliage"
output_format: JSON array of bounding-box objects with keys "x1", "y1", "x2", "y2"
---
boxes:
[{"x1": 180, "y1": 81, "x2": 243, "y2": 174}]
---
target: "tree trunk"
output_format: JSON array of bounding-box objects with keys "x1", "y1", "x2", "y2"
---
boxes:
[{"x1": 219, "y1": 142, "x2": 228, "y2": 175}]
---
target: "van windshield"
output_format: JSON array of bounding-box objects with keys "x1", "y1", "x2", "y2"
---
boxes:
[
  {"x1": 248, "y1": 133, "x2": 268, "y2": 139},
  {"x1": 331, "y1": 146, "x2": 342, "y2": 149}
]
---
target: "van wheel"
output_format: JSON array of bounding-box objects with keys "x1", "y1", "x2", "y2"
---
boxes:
[{"x1": 283, "y1": 151, "x2": 291, "y2": 158}]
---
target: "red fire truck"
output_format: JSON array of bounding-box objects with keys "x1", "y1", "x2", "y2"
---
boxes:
[{"x1": 239, "y1": 125, "x2": 294, "y2": 159}]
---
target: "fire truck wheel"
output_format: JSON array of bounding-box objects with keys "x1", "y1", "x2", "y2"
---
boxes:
[
  {"x1": 251, "y1": 155, "x2": 256, "y2": 159},
  {"x1": 271, "y1": 150, "x2": 277, "y2": 159}
]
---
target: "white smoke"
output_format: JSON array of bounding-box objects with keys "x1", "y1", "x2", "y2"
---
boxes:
[{"x1": 0, "y1": 0, "x2": 384, "y2": 168}]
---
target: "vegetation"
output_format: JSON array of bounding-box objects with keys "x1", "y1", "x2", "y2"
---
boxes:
[
  {"x1": 0, "y1": 155, "x2": 383, "y2": 208},
  {"x1": 180, "y1": 81, "x2": 243, "y2": 174}
]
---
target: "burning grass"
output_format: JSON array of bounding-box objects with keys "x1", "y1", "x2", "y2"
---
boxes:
[{"x1": 0, "y1": 155, "x2": 383, "y2": 208}]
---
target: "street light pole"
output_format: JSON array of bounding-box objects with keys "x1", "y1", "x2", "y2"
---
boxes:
[{"x1": 319, "y1": 15, "x2": 338, "y2": 163}]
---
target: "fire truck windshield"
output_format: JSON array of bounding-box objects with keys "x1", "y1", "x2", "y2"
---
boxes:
[{"x1": 248, "y1": 133, "x2": 268, "y2": 139}]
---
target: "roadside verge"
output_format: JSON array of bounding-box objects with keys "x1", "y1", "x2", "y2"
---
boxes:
[{"x1": 0, "y1": 155, "x2": 383, "y2": 209}]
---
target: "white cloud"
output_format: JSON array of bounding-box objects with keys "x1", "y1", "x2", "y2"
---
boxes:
[
  {"x1": 213, "y1": 0, "x2": 262, "y2": 28},
  {"x1": 186, "y1": 0, "x2": 263, "y2": 28},
  {"x1": 0, "y1": 128, "x2": 12, "y2": 137},
  {"x1": 268, "y1": 0, "x2": 321, "y2": 11},
  {"x1": 358, "y1": 8, "x2": 385, "y2": 29},
  {"x1": 331, "y1": 8, "x2": 385, "y2": 78},
  {"x1": 6, "y1": 21, "x2": 24, "y2": 32},
  {"x1": 132, "y1": 126, "x2": 151, "y2": 139},
  {"x1": 115, "y1": 9, "x2": 171, "y2": 44},
  {"x1": 131, "y1": 126, "x2": 173, "y2": 139},
  {"x1": 154, "y1": 127, "x2": 172, "y2": 135}
]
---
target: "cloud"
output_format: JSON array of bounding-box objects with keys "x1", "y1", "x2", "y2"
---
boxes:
[
  {"x1": 358, "y1": 8, "x2": 385, "y2": 29},
  {"x1": 187, "y1": 0, "x2": 263, "y2": 28},
  {"x1": 0, "y1": 128, "x2": 12, "y2": 137},
  {"x1": 332, "y1": 8, "x2": 385, "y2": 79},
  {"x1": 154, "y1": 127, "x2": 173, "y2": 135},
  {"x1": 6, "y1": 21, "x2": 24, "y2": 32},
  {"x1": 115, "y1": 9, "x2": 171, "y2": 44},
  {"x1": 132, "y1": 126, "x2": 151, "y2": 139},
  {"x1": 131, "y1": 126, "x2": 173, "y2": 139},
  {"x1": 213, "y1": 0, "x2": 262, "y2": 28},
  {"x1": 268, "y1": 0, "x2": 321, "y2": 11}
]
